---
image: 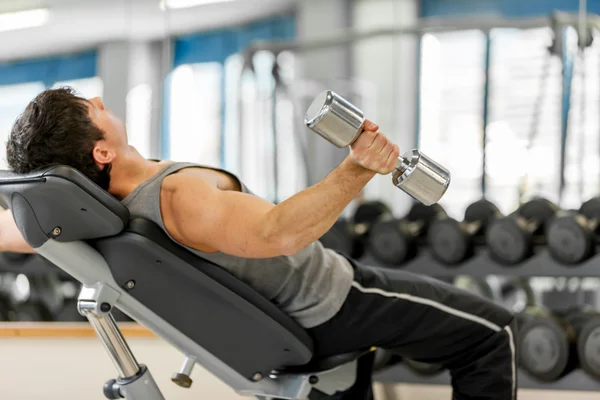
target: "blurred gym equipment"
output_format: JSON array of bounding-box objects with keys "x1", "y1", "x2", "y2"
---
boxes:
[
  {"x1": 578, "y1": 315, "x2": 600, "y2": 380},
  {"x1": 368, "y1": 203, "x2": 447, "y2": 266},
  {"x1": 403, "y1": 359, "x2": 444, "y2": 376},
  {"x1": 486, "y1": 198, "x2": 559, "y2": 265},
  {"x1": 319, "y1": 200, "x2": 392, "y2": 259},
  {"x1": 518, "y1": 307, "x2": 585, "y2": 382},
  {"x1": 547, "y1": 197, "x2": 600, "y2": 265},
  {"x1": 454, "y1": 276, "x2": 495, "y2": 299},
  {"x1": 428, "y1": 199, "x2": 502, "y2": 265},
  {"x1": 304, "y1": 90, "x2": 451, "y2": 206}
]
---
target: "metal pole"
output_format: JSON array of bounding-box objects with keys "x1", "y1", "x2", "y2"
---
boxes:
[
  {"x1": 79, "y1": 301, "x2": 140, "y2": 379},
  {"x1": 578, "y1": 0, "x2": 588, "y2": 202}
]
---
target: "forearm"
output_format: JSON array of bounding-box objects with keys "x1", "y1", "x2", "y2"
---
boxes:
[
  {"x1": 0, "y1": 209, "x2": 36, "y2": 253},
  {"x1": 263, "y1": 155, "x2": 376, "y2": 253}
]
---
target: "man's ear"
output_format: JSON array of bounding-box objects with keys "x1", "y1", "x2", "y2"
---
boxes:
[{"x1": 92, "y1": 141, "x2": 117, "y2": 167}]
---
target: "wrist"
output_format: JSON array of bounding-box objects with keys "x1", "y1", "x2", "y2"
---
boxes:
[{"x1": 342, "y1": 155, "x2": 376, "y2": 177}]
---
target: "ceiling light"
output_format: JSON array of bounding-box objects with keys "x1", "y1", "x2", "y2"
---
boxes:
[
  {"x1": 0, "y1": 8, "x2": 50, "y2": 33},
  {"x1": 159, "y1": 0, "x2": 236, "y2": 11}
]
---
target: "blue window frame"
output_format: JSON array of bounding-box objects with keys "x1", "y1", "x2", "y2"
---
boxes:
[{"x1": 0, "y1": 50, "x2": 97, "y2": 87}]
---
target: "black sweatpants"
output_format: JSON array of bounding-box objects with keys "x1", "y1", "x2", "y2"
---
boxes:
[{"x1": 306, "y1": 261, "x2": 518, "y2": 400}]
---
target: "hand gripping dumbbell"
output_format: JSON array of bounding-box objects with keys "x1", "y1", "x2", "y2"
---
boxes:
[
  {"x1": 428, "y1": 199, "x2": 503, "y2": 265},
  {"x1": 547, "y1": 197, "x2": 600, "y2": 265},
  {"x1": 367, "y1": 203, "x2": 447, "y2": 266},
  {"x1": 486, "y1": 198, "x2": 559, "y2": 265},
  {"x1": 305, "y1": 90, "x2": 451, "y2": 206}
]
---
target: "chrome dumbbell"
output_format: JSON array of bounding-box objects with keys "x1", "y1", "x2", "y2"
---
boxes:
[{"x1": 304, "y1": 90, "x2": 451, "y2": 206}]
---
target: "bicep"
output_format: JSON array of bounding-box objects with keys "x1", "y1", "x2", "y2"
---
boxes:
[{"x1": 164, "y1": 177, "x2": 283, "y2": 258}]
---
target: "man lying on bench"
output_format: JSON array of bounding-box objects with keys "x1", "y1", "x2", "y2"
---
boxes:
[{"x1": 1, "y1": 87, "x2": 517, "y2": 400}]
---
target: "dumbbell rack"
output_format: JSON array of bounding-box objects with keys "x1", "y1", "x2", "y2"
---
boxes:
[
  {"x1": 364, "y1": 246, "x2": 600, "y2": 391},
  {"x1": 374, "y1": 364, "x2": 600, "y2": 391},
  {"x1": 362, "y1": 247, "x2": 600, "y2": 278}
]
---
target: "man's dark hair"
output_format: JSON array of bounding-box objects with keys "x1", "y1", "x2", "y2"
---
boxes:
[{"x1": 6, "y1": 87, "x2": 111, "y2": 190}]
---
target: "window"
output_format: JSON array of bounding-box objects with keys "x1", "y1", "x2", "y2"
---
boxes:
[
  {"x1": 419, "y1": 30, "x2": 487, "y2": 219},
  {"x1": 486, "y1": 27, "x2": 563, "y2": 213},
  {"x1": 0, "y1": 82, "x2": 46, "y2": 169},
  {"x1": 126, "y1": 84, "x2": 153, "y2": 159},
  {"x1": 562, "y1": 28, "x2": 600, "y2": 209},
  {"x1": 168, "y1": 63, "x2": 223, "y2": 167},
  {"x1": 51, "y1": 76, "x2": 103, "y2": 99}
]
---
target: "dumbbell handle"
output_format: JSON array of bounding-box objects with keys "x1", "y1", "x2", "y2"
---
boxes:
[{"x1": 305, "y1": 90, "x2": 451, "y2": 205}]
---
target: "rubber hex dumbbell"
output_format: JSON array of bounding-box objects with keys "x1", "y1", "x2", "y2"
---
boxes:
[
  {"x1": 486, "y1": 198, "x2": 559, "y2": 265},
  {"x1": 305, "y1": 90, "x2": 451, "y2": 206},
  {"x1": 428, "y1": 199, "x2": 502, "y2": 266},
  {"x1": 319, "y1": 201, "x2": 392, "y2": 259},
  {"x1": 367, "y1": 203, "x2": 447, "y2": 266},
  {"x1": 518, "y1": 307, "x2": 587, "y2": 382},
  {"x1": 547, "y1": 197, "x2": 600, "y2": 265},
  {"x1": 578, "y1": 313, "x2": 600, "y2": 380}
]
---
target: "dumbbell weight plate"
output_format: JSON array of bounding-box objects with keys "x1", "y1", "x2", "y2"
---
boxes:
[
  {"x1": 486, "y1": 218, "x2": 532, "y2": 265},
  {"x1": 464, "y1": 199, "x2": 502, "y2": 224},
  {"x1": 519, "y1": 317, "x2": 570, "y2": 381},
  {"x1": 547, "y1": 213, "x2": 592, "y2": 265},
  {"x1": 487, "y1": 198, "x2": 558, "y2": 265},
  {"x1": 369, "y1": 220, "x2": 414, "y2": 265},
  {"x1": 548, "y1": 198, "x2": 600, "y2": 265},
  {"x1": 428, "y1": 219, "x2": 470, "y2": 265},
  {"x1": 319, "y1": 219, "x2": 364, "y2": 259},
  {"x1": 403, "y1": 359, "x2": 444, "y2": 376},
  {"x1": 353, "y1": 200, "x2": 392, "y2": 225},
  {"x1": 578, "y1": 317, "x2": 600, "y2": 380},
  {"x1": 429, "y1": 200, "x2": 501, "y2": 265},
  {"x1": 519, "y1": 198, "x2": 560, "y2": 223},
  {"x1": 499, "y1": 279, "x2": 536, "y2": 314}
]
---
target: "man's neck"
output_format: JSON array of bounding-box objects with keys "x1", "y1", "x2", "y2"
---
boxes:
[{"x1": 108, "y1": 157, "x2": 168, "y2": 200}]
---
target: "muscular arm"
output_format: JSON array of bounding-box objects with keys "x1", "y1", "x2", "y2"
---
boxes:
[
  {"x1": 162, "y1": 155, "x2": 376, "y2": 259},
  {"x1": 163, "y1": 121, "x2": 399, "y2": 259},
  {"x1": 0, "y1": 209, "x2": 36, "y2": 253}
]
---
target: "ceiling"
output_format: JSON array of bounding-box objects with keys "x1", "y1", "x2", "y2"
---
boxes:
[{"x1": 0, "y1": 0, "x2": 297, "y2": 62}]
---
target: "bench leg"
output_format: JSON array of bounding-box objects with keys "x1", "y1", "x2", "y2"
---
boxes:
[{"x1": 78, "y1": 285, "x2": 165, "y2": 400}]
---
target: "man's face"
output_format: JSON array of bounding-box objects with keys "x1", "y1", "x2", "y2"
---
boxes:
[{"x1": 86, "y1": 97, "x2": 129, "y2": 166}]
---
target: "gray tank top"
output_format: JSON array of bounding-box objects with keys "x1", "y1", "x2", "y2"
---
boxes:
[{"x1": 121, "y1": 162, "x2": 354, "y2": 328}]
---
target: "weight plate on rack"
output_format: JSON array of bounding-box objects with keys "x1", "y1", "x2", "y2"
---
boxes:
[
  {"x1": 579, "y1": 197, "x2": 600, "y2": 220},
  {"x1": 547, "y1": 215, "x2": 592, "y2": 265},
  {"x1": 405, "y1": 203, "x2": 447, "y2": 224},
  {"x1": 464, "y1": 199, "x2": 502, "y2": 226},
  {"x1": 353, "y1": 201, "x2": 392, "y2": 225},
  {"x1": 486, "y1": 218, "x2": 531, "y2": 265},
  {"x1": 369, "y1": 220, "x2": 413, "y2": 265},
  {"x1": 578, "y1": 318, "x2": 600, "y2": 380},
  {"x1": 320, "y1": 219, "x2": 364, "y2": 259},
  {"x1": 519, "y1": 318, "x2": 569, "y2": 382},
  {"x1": 429, "y1": 219, "x2": 470, "y2": 265},
  {"x1": 519, "y1": 198, "x2": 559, "y2": 225}
]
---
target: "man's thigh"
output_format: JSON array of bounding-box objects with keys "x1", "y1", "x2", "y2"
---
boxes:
[{"x1": 309, "y1": 264, "x2": 515, "y2": 365}]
